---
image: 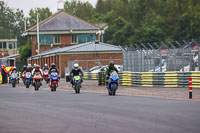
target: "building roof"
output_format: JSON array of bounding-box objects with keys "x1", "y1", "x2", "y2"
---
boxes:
[
  {"x1": 0, "y1": 54, "x2": 20, "y2": 60},
  {"x1": 93, "y1": 23, "x2": 108, "y2": 30},
  {"x1": 29, "y1": 42, "x2": 122, "y2": 59},
  {"x1": 26, "y1": 11, "x2": 99, "y2": 33}
]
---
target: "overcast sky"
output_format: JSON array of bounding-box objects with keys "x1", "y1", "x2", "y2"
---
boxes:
[{"x1": 3, "y1": 0, "x2": 98, "y2": 17}]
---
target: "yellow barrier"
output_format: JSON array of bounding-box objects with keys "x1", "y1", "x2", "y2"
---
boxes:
[
  {"x1": 122, "y1": 71, "x2": 132, "y2": 86},
  {"x1": 141, "y1": 72, "x2": 153, "y2": 86},
  {"x1": 0, "y1": 75, "x2": 2, "y2": 84}
]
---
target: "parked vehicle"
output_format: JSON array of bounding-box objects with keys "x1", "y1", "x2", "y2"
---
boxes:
[
  {"x1": 24, "y1": 72, "x2": 32, "y2": 88},
  {"x1": 33, "y1": 72, "x2": 42, "y2": 91},
  {"x1": 107, "y1": 71, "x2": 119, "y2": 96},
  {"x1": 50, "y1": 72, "x2": 59, "y2": 91},
  {"x1": 10, "y1": 72, "x2": 18, "y2": 88},
  {"x1": 84, "y1": 66, "x2": 102, "y2": 72},
  {"x1": 91, "y1": 65, "x2": 122, "y2": 73},
  {"x1": 72, "y1": 75, "x2": 82, "y2": 94},
  {"x1": 43, "y1": 70, "x2": 49, "y2": 84}
]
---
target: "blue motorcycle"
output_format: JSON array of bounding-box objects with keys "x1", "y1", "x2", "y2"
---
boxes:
[
  {"x1": 24, "y1": 72, "x2": 32, "y2": 88},
  {"x1": 107, "y1": 71, "x2": 119, "y2": 96},
  {"x1": 10, "y1": 72, "x2": 18, "y2": 88},
  {"x1": 50, "y1": 72, "x2": 59, "y2": 91}
]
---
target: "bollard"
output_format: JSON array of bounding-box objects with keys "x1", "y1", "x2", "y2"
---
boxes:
[{"x1": 189, "y1": 77, "x2": 192, "y2": 99}]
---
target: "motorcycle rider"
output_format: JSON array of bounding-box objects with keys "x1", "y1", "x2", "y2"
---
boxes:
[
  {"x1": 105, "y1": 61, "x2": 118, "y2": 89},
  {"x1": 49, "y1": 63, "x2": 59, "y2": 75},
  {"x1": 70, "y1": 63, "x2": 83, "y2": 87},
  {"x1": 43, "y1": 64, "x2": 49, "y2": 71},
  {"x1": 33, "y1": 64, "x2": 36, "y2": 69},
  {"x1": 32, "y1": 65, "x2": 43, "y2": 85}
]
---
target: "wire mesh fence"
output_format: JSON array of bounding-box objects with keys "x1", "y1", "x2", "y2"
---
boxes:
[{"x1": 122, "y1": 40, "x2": 200, "y2": 72}]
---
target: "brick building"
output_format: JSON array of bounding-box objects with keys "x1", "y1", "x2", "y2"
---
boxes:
[
  {"x1": 27, "y1": 42, "x2": 123, "y2": 77},
  {"x1": 23, "y1": 11, "x2": 106, "y2": 56},
  {"x1": 24, "y1": 10, "x2": 123, "y2": 77},
  {"x1": 0, "y1": 39, "x2": 18, "y2": 58}
]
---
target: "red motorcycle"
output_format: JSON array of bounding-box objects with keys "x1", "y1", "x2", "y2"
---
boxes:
[
  {"x1": 33, "y1": 72, "x2": 42, "y2": 91},
  {"x1": 22, "y1": 71, "x2": 26, "y2": 84},
  {"x1": 43, "y1": 69, "x2": 49, "y2": 84}
]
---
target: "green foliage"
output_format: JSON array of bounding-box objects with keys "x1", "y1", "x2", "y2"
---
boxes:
[
  {"x1": 19, "y1": 41, "x2": 31, "y2": 62},
  {"x1": 28, "y1": 7, "x2": 52, "y2": 28},
  {"x1": 0, "y1": 1, "x2": 25, "y2": 45}
]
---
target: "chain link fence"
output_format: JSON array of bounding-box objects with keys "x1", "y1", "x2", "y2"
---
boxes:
[{"x1": 122, "y1": 40, "x2": 200, "y2": 72}]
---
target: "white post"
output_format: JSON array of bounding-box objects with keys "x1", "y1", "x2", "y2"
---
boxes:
[
  {"x1": 24, "y1": 19, "x2": 27, "y2": 31},
  {"x1": 37, "y1": 14, "x2": 40, "y2": 55}
]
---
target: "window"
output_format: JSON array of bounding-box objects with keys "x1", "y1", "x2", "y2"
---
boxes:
[
  {"x1": 72, "y1": 34, "x2": 96, "y2": 44},
  {"x1": 72, "y1": 34, "x2": 78, "y2": 44},
  {"x1": 3, "y1": 42, "x2": 6, "y2": 49},
  {"x1": 39, "y1": 35, "x2": 61, "y2": 45},
  {"x1": 9, "y1": 43, "x2": 12, "y2": 49},
  {"x1": 0, "y1": 42, "x2": 2, "y2": 48},
  {"x1": 39, "y1": 35, "x2": 54, "y2": 45},
  {"x1": 54, "y1": 35, "x2": 60, "y2": 44}
]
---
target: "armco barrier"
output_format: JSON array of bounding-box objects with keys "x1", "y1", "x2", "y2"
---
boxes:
[{"x1": 84, "y1": 71, "x2": 200, "y2": 88}]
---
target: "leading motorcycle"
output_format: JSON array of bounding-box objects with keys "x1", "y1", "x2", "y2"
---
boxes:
[
  {"x1": 72, "y1": 76, "x2": 82, "y2": 94},
  {"x1": 33, "y1": 72, "x2": 42, "y2": 91},
  {"x1": 107, "y1": 71, "x2": 119, "y2": 96}
]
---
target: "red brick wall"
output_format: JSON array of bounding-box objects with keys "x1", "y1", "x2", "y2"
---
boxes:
[
  {"x1": 61, "y1": 34, "x2": 72, "y2": 46},
  {"x1": 0, "y1": 50, "x2": 9, "y2": 58},
  {"x1": 28, "y1": 52, "x2": 122, "y2": 77},
  {"x1": 32, "y1": 36, "x2": 37, "y2": 56},
  {"x1": 59, "y1": 52, "x2": 123, "y2": 77}
]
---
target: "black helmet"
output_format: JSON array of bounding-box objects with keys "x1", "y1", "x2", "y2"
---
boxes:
[
  {"x1": 23, "y1": 65, "x2": 26, "y2": 69},
  {"x1": 109, "y1": 61, "x2": 114, "y2": 68},
  {"x1": 51, "y1": 63, "x2": 56, "y2": 68}
]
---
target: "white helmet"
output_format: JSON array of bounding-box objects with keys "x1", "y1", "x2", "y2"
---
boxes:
[
  {"x1": 28, "y1": 64, "x2": 32, "y2": 68},
  {"x1": 45, "y1": 64, "x2": 47, "y2": 67},
  {"x1": 74, "y1": 63, "x2": 79, "y2": 69}
]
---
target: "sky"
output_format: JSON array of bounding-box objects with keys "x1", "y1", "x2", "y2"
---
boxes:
[{"x1": 3, "y1": 0, "x2": 98, "y2": 17}]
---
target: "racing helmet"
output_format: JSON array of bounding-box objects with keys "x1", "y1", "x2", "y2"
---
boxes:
[{"x1": 74, "y1": 63, "x2": 79, "y2": 69}]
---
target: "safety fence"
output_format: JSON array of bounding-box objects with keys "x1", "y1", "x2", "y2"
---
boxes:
[{"x1": 83, "y1": 71, "x2": 200, "y2": 88}]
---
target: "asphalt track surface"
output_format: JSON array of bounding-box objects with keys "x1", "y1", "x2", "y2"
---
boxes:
[{"x1": 0, "y1": 83, "x2": 200, "y2": 133}]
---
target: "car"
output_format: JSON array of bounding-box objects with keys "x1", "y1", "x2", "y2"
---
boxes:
[
  {"x1": 91, "y1": 65, "x2": 123, "y2": 73},
  {"x1": 84, "y1": 66, "x2": 102, "y2": 72}
]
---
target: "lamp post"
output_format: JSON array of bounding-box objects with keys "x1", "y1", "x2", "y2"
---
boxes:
[{"x1": 37, "y1": 13, "x2": 40, "y2": 55}]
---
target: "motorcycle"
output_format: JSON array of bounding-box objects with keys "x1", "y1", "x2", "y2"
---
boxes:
[
  {"x1": 107, "y1": 71, "x2": 119, "y2": 96},
  {"x1": 43, "y1": 69, "x2": 49, "y2": 84},
  {"x1": 10, "y1": 72, "x2": 18, "y2": 88},
  {"x1": 72, "y1": 76, "x2": 82, "y2": 94},
  {"x1": 50, "y1": 72, "x2": 59, "y2": 91},
  {"x1": 24, "y1": 72, "x2": 32, "y2": 88},
  {"x1": 22, "y1": 71, "x2": 26, "y2": 83},
  {"x1": 33, "y1": 72, "x2": 42, "y2": 91}
]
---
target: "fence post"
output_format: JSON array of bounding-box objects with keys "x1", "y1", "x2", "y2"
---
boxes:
[{"x1": 189, "y1": 77, "x2": 192, "y2": 99}]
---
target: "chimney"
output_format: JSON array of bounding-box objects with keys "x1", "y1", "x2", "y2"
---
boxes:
[{"x1": 57, "y1": 0, "x2": 65, "y2": 11}]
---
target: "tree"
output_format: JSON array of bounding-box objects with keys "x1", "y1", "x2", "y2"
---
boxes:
[
  {"x1": 0, "y1": 1, "x2": 25, "y2": 45},
  {"x1": 19, "y1": 40, "x2": 31, "y2": 62},
  {"x1": 28, "y1": 7, "x2": 52, "y2": 28}
]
